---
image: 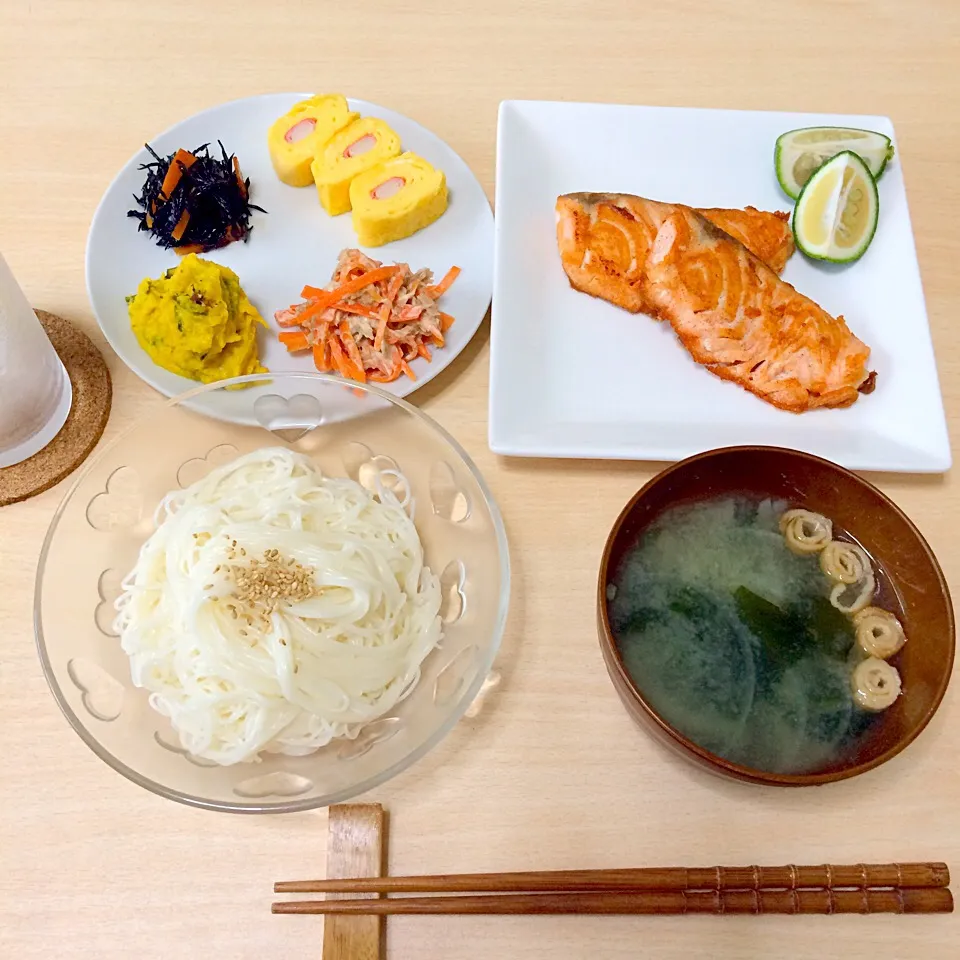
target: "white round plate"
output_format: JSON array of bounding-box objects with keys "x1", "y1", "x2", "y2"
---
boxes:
[{"x1": 86, "y1": 94, "x2": 493, "y2": 423}]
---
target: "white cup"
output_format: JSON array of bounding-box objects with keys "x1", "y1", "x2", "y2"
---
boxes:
[{"x1": 0, "y1": 252, "x2": 73, "y2": 467}]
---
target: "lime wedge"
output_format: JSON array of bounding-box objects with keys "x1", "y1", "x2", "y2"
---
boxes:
[
  {"x1": 775, "y1": 126, "x2": 893, "y2": 200},
  {"x1": 793, "y1": 151, "x2": 879, "y2": 264}
]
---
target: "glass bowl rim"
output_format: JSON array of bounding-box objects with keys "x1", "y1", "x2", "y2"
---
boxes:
[{"x1": 34, "y1": 371, "x2": 511, "y2": 813}]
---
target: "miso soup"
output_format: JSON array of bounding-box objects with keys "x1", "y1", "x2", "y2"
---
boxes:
[{"x1": 606, "y1": 496, "x2": 889, "y2": 775}]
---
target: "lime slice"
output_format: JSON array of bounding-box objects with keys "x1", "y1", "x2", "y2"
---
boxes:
[
  {"x1": 793, "y1": 151, "x2": 879, "y2": 264},
  {"x1": 775, "y1": 126, "x2": 893, "y2": 200}
]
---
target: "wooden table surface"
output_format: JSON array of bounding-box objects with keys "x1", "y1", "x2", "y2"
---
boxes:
[{"x1": 2, "y1": 2, "x2": 959, "y2": 957}]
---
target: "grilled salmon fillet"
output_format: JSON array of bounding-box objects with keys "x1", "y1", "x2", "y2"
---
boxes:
[
  {"x1": 556, "y1": 194, "x2": 792, "y2": 317},
  {"x1": 695, "y1": 206, "x2": 794, "y2": 274},
  {"x1": 556, "y1": 192, "x2": 872, "y2": 412}
]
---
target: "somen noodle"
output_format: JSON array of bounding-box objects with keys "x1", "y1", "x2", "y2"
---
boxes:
[{"x1": 114, "y1": 447, "x2": 441, "y2": 765}]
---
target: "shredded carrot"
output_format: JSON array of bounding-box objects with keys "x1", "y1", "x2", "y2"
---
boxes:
[
  {"x1": 425, "y1": 265, "x2": 460, "y2": 299},
  {"x1": 338, "y1": 322, "x2": 367, "y2": 383},
  {"x1": 300, "y1": 265, "x2": 400, "y2": 305},
  {"x1": 340, "y1": 352, "x2": 366, "y2": 382},
  {"x1": 159, "y1": 148, "x2": 196, "y2": 200},
  {"x1": 383, "y1": 271, "x2": 406, "y2": 301},
  {"x1": 312, "y1": 340, "x2": 329, "y2": 372},
  {"x1": 275, "y1": 252, "x2": 461, "y2": 385},
  {"x1": 374, "y1": 313, "x2": 390, "y2": 353},
  {"x1": 276, "y1": 309, "x2": 306, "y2": 328},
  {"x1": 170, "y1": 209, "x2": 190, "y2": 242},
  {"x1": 398, "y1": 352, "x2": 416, "y2": 381},
  {"x1": 174, "y1": 243, "x2": 204, "y2": 256},
  {"x1": 279, "y1": 330, "x2": 310, "y2": 351},
  {"x1": 233, "y1": 156, "x2": 247, "y2": 199},
  {"x1": 327, "y1": 336, "x2": 347, "y2": 378},
  {"x1": 374, "y1": 271, "x2": 406, "y2": 352},
  {"x1": 331, "y1": 301, "x2": 381, "y2": 319}
]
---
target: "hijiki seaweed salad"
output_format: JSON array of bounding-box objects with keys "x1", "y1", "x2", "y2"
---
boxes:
[{"x1": 127, "y1": 141, "x2": 264, "y2": 253}]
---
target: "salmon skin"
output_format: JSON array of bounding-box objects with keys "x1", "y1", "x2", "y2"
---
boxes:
[{"x1": 556, "y1": 192, "x2": 872, "y2": 413}]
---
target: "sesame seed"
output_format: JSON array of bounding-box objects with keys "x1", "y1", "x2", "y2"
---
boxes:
[{"x1": 219, "y1": 547, "x2": 316, "y2": 620}]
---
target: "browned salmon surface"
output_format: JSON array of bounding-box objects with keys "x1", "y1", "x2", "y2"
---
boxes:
[
  {"x1": 556, "y1": 192, "x2": 872, "y2": 412},
  {"x1": 555, "y1": 194, "x2": 792, "y2": 318},
  {"x1": 695, "y1": 206, "x2": 794, "y2": 274}
]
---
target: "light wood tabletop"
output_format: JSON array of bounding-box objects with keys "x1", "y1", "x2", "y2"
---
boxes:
[{"x1": 2, "y1": 2, "x2": 959, "y2": 957}]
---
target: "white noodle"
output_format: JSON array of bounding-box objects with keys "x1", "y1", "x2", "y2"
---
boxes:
[{"x1": 114, "y1": 447, "x2": 441, "y2": 765}]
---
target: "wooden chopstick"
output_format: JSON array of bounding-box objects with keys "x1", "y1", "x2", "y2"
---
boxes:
[
  {"x1": 275, "y1": 861, "x2": 950, "y2": 895},
  {"x1": 273, "y1": 887, "x2": 954, "y2": 916}
]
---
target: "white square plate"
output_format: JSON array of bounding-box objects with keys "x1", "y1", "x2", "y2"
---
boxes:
[{"x1": 489, "y1": 100, "x2": 950, "y2": 472}]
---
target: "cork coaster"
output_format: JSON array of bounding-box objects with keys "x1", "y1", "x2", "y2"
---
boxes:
[{"x1": 0, "y1": 311, "x2": 112, "y2": 507}]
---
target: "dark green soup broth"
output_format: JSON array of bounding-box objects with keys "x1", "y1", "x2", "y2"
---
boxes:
[{"x1": 606, "y1": 496, "x2": 880, "y2": 775}]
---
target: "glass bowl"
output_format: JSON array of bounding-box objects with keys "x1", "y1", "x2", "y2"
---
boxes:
[{"x1": 35, "y1": 373, "x2": 509, "y2": 812}]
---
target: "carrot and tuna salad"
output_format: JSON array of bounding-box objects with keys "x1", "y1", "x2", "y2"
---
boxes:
[{"x1": 275, "y1": 248, "x2": 460, "y2": 383}]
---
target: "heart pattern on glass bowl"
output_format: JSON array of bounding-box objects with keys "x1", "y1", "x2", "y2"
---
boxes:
[
  {"x1": 433, "y1": 645, "x2": 480, "y2": 708},
  {"x1": 67, "y1": 658, "x2": 125, "y2": 722},
  {"x1": 176, "y1": 443, "x2": 239, "y2": 488},
  {"x1": 94, "y1": 568, "x2": 124, "y2": 637},
  {"x1": 464, "y1": 670, "x2": 502, "y2": 719},
  {"x1": 253, "y1": 393, "x2": 324, "y2": 443},
  {"x1": 430, "y1": 460, "x2": 471, "y2": 522},
  {"x1": 341, "y1": 441, "x2": 414, "y2": 514},
  {"x1": 85, "y1": 466, "x2": 143, "y2": 532},
  {"x1": 233, "y1": 771, "x2": 315, "y2": 799},
  {"x1": 439, "y1": 559, "x2": 467, "y2": 624},
  {"x1": 341, "y1": 440, "x2": 377, "y2": 480},
  {"x1": 153, "y1": 730, "x2": 220, "y2": 769},
  {"x1": 337, "y1": 717, "x2": 402, "y2": 761}
]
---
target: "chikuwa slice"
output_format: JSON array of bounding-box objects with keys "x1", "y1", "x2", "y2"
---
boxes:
[
  {"x1": 793, "y1": 151, "x2": 879, "y2": 264},
  {"x1": 853, "y1": 606, "x2": 906, "y2": 659},
  {"x1": 851, "y1": 657, "x2": 901, "y2": 712}
]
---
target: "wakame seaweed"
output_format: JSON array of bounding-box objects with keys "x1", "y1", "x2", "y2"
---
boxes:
[
  {"x1": 127, "y1": 142, "x2": 265, "y2": 252},
  {"x1": 733, "y1": 586, "x2": 805, "y2": 671},
  {"x1": 734, "y1": 586, "x2": 855, "y2": 673}
]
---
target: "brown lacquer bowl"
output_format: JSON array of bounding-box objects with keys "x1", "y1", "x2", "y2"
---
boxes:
[{"x1": 597, "y1": 446, "x2": 954, "y2": 786}]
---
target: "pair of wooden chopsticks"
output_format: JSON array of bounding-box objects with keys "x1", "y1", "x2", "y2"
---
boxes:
[{"x1": 273, "y1": 862, "x2": 953, "y2": 916}]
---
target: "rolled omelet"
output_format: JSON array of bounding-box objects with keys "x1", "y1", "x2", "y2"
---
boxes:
[
  {"x1": 349, "y1": 152, "x2": 448, "y2": 247},
  {"x1": 311, "y1": 117, "x2": 402, "y2": 216},
  {"x1": 267, "y1": 94, "x2": 358, "y2": 187}
]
